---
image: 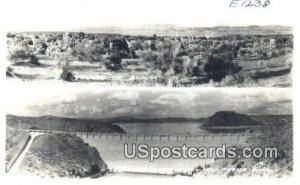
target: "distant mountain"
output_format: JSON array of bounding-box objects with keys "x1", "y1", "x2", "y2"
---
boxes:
[
  {"x1": 7, "y1": 113, "x2": 292, "y2": 133},
  {"x1": 78, "y1": 25, "x2": 292, "y2": 37},
  {"x1": 6, "y1": 114, "x2": 125, "y2": 133},
  {"x1": 202, "y1": 111, "x2": 263, "y2": 128},
  {"x1": 95, "y1": 116, "x2": 207, "y2": 123}
]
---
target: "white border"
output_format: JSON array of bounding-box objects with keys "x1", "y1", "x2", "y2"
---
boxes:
[{"x1": 1, "y1": 0, "x2": 299, "y2": 184}]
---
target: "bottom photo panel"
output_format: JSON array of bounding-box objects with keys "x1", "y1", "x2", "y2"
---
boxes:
[{"x1": 5, "y1": 87, "x2": 293, "y2": 178}]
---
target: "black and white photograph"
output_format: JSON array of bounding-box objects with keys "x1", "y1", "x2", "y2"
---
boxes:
[
  {"x1": 6, "y1": 26, "x2": 293, "y2": 87},
  {"x1": 1, "y1": 0, "x2": 298, "y2": 184},
  {"x1": 5, "y1": 87, "x2": 293, "y2": 178}
]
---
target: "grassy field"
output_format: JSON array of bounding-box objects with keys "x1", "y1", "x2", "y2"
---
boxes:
[{"x1": 7, "y1": 54, "x2": 292, "y2": 87}]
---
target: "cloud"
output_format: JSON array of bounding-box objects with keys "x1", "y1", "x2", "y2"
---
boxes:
[
  {"x1": 108, "y1": 90, "x2": 140, "y2": 106},
  {"x1": 6, "y1": 86, "x2": 292, "y2": 119},
  {"x1": 150, "y1": 94, "x2": 180, "y2": 106},
  {"x1": 150, "y1": 91, "x2": 197, "y2": 107}
]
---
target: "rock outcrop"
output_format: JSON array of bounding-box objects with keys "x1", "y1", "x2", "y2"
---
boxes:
[{"x1": 202, "y1": 111, "x2": 263, "y2": 127}]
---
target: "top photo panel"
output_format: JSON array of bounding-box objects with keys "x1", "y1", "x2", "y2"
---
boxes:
[{"x1": 6, "y1": 25, "x2": 293, "y2": 87}]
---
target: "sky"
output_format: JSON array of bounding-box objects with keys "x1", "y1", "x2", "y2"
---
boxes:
[
  {"x1": 2, "y1": 0, "x2": 294, "y2": 118},
  {"x1": 6, "y1": 84, "x2": 292, "y2": 118},
  {"x1": 2, "y1": 0, "x2": 295, "y2": 31}
]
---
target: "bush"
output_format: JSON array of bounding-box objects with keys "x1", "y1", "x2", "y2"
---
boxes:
[
  {"x1": 28, "y1": 55, "x2": 40, "y2": 65},
  {"x1": 8, "y1": 50, "x2": 30, "y2": 62},
  {"x1": 157, "y1": 49, "x2": 173, "y2": 73},
  {"x1": 104, "y1": 53, "x2": 122, "y2": 71},
  {"x1": 204, "y1": 52, "x2": 241, "y2": 81},
  {"x1": 73, "y1": 42, "x2": 106, "y2": 62},
  {"x1": 60, "y1": 68, "x2": 76, "y2": 82},
  {"x1": 172, "y1": 57, "x2": 184, "y2": 74},
  {"x1": 139, "y1": 51, "x2": 159, "y2": 67},
  {"x1": 109, "y1": 38, "x2": 131, "y2": 58},
  {"x1": 8, "y1": 49, "x2": 40, "y2": 66},
  {"x1": 6, "y1": 67, "x2": 14, "y2": 77}
]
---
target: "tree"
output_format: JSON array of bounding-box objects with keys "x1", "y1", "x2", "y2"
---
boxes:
[
  {"x1": 83, "y1": 43, "x2": 106, "y2": 62},
  {"x1": 204, "y1": 52, "x2": 241, "y2": 81},
  {"x1": 157, "y1": 49, "x2": 173, "y2": 73},
  {"x1": 109, "y1": 38, "x2": 131, "y2": 58},
  {"x1": 139, "y1": 50, "x2": 159, "y2": 68},
  {"x1": 104, "y1": 53, "x2": 122, "y2": 70},
  {"x1": 172, "y1": 57, "x2": 184, "y2": 74},
  {"x1": 79, "y1": 32, "x2": 85, "y2": 38}
]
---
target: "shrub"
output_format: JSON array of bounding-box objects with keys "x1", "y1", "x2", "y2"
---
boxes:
[
  {"x1": 8, "y1": 49, "x2": 40, "y2": 66},
  {"x1": 8, "y1": 50, "x2": 30, "y2": 62},
  {"x1": 172, "y1": 57, "x2": 184, "y2": 74},
  {"x1": 157, "y1": 49, "x2": 173, "y2": 73},
  {"x1": 104, "y1": 53, "x2": 122, "y2": 71},
  {"x1": 28, "y1": 55, "x2": 40, "y2": 65},
  {"x1": 139, "y1": 51, "x2": 159, "y2": 67},
  {"x1": 130, "y1": 40, "x2": 143, "y2": 51},
  {"x1": 60, "y1": 68, "x2": 76, "y2": 82},
  {"x1": 72, "y1": 42, "x2": 106, "y2": 62},
  {"x1": 204, "y1": 52, "x2": 241, "y2": 81},
  {"x1": 6, "y1": 67, "x2": 14, "y2": 77},
  {"x1": 110, "y1": 38, "x2": 131, "y2": 58}
]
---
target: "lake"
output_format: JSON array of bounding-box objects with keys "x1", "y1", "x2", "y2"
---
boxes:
[{"x1": 116, "y1": 122, "x2": 208, "y2": 134}]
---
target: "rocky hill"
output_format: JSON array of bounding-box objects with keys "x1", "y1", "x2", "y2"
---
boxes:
[
  {"x1": 6, "y1": 114, "x2": 125, "y2": 133},
  {"x1": 202, "y1": 111, "x2": 263, "y2": 128}
]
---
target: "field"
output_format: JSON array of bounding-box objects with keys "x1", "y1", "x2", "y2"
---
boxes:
[
  {"x1": 8, "y1": 56, "x2": 164, "y2": 86},
  {"x1": 8, "y1": 54, "x2": 292, "y2": 87},
  {"x1": 225, "y1": 54, "x2": 292, "y2": 87},
  {"x1": 6, "y1": 28, "x2": 293, "y2": 87}
]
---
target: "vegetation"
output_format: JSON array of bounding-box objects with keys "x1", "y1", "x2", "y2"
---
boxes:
[
  {"x1": 204, "y1": 52, "x2": 241, "y2": 81},
  {"x1": 60, "y1": 68, "x2": 76, "y2": 82},
  {"x1": 191, "y1": 115, "x2": 293, "y2": 177},
  {"x1": 6, "y1": 114, "x2": 126, "y2": 133},
  {"x1": 247, "y1": 117, "x2": 293, "y2": 174},
  {"x1": 6, "y1": 31, "x2": 293, "y2": 85},
  {"x1": 20, "y1": 134, "x2": 107, "y2": 178},
  {"x1": 5, "y1": 129, "x2": 30, "y2": 172},
  {"x1": 8, "y1": 49, "x2": 40, "y2": 66}
]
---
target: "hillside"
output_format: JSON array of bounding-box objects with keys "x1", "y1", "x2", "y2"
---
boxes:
[
  {"x1": 6, "y1": 115, "x2": 125, "y2": 133},
  {"x1": 79, "y1": 25, "x2": 293, "y2": 37},
  {"x1": 5, "y1": 129, "x2": 30, "y2": 172},
  {"x1": 249, "y1": 114, "x2": 293, "y2": 126},
  {"x1": 20, "y1": 134, "x2": 107, "y2": 178},
  {"x1": 202, "y1": 111, "x2": 263, "y2": 128}
]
